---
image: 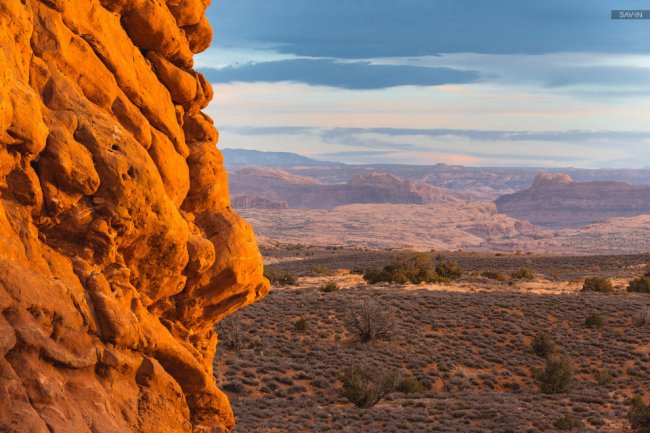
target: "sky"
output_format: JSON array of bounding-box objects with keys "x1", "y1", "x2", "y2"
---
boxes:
[{"x1": 198, "y1": 0, "x2": 650, "y2": 168}]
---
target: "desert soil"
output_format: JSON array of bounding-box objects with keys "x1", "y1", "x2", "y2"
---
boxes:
[
  {"x1": 216, "y1": 248, "x2": 650, "y2": 432},
  {"x1": 239, "y1": 203, "x2": 650, "y2": 255}
]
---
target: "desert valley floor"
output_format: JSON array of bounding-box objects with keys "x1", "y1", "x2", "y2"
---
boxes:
[{"x1": 215, "y1": 247, "x2": 650, "y2": 432}]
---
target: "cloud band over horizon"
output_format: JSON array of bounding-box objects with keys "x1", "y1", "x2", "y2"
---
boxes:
[{"x1": 199, "y1": 0, "x2": 650, "y2": 168}]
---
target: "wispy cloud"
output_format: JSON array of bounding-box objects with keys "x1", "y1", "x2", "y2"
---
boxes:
[
  {"x1": 200, "y1": 59, "x2": 482, "y2": 89},
  {"x1": 226, "y1": 125, "x2": 650, "y2": 144},
  {"x1": 207, "y1": 0, "x2": 650, "y2": 58},
  {"x1": 218, "y1": 125, "x2": 650, "y2": 168}
]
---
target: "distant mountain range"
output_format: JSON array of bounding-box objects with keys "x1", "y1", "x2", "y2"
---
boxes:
[
  {"x1": 221, "y1": 148, "x2": 340, "y2": 167},
  {"x1": 229, "y1": 168, "x2": 475, "y2": 209},
  {"x1": 222, "y1": 148, "x2": 650, "y2": 198}
]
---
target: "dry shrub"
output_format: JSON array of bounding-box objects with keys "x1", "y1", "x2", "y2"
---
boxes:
[
  {"x1": 481, "y1": 271, "x2": 507, "y2": 282},
  {"x1": 511, "y1": 268, "x2": 535, "y2": 280},
  {"x1": 532, "y1": 332, "x2": 556, "y2": 358},
  {"x1": 264, "y1": 268, "x2": 298, "y2": 286},
  {"x1": 396, "y1": 376, "x2": 425, "y2": 394},
  {"x1": 321, "y1": 282, "x2": 339, "y2": 292},
  {"x1": 629, "y1": 395, "x2": 650, "y2": 432},
  {"x1": 345, "y1": 302, "x2": 393, "y2": 343},
  {"x1": 554, "y1": 415, "x2": 584, "y2": 430},
  {"x1": 634, "y1": 309, "x2": 650, "y2": 327},
  {"x1": 585, "y1": 312, "x2": 605, "y2": 328},
  {"x1": 435, "y1": 260, "x2": 463, "y2": 280},
  {"x1": 216, "y1": 315, "x2": 250, "y2": 351},
  {"x1": 294, "y1": 317, "x2": 308, "y2": 333}
]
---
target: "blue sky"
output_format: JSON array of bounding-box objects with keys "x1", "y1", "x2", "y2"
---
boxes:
[{"x1": 198, "y1": 0, "x2": 650, "y2": 167}]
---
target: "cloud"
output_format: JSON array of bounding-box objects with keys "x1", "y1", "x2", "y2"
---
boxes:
[
  {"x1": 199, "y1": 59, "x2": 482, "y2": 89},
  {"x1": 317, "y1": 150, "x2": 396, "y2": 158},
  {"x1": 225, "y1": 126, "x2": 314, "y2": 135},
  {"x1": 207, "y1": 0, "x2": 650, "y2": 58},
  {"x1": 216, "y1": 124, "x2": 650, "y2": 167},
  {"x1": 368, "y1": 53, "x2": 650, "y2": 92},
  {"x1": 227, "y1": 125, "x2": 650, "y2": 144}
]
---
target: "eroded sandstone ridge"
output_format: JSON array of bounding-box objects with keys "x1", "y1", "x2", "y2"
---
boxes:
[{"x1": 0, "y1": 0, "x2": 268, "y2": 431}]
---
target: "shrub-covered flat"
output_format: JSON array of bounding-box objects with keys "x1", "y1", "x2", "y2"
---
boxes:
[
  {"x1": 215, "y1": 282, "x2": 650, "y2": 432},
  {"x1": 262, "y1": 246, "x2": 650, "y2": 282}
]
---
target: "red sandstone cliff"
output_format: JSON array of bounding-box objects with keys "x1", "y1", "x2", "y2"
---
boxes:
[{"x1": 0, "y1": 0, "x2": 268, "y2": 431}]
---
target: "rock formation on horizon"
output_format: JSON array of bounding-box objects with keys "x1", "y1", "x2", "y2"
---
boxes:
[
  {"x1": 0, "y1": 1, "x2": 268, "y2": 432},
  {"x1": 230, "y1": 168, "x2": 475, "y2": 208},
  {"x1": 496, "y1": 172, "x2": 650, "y2": 228}
]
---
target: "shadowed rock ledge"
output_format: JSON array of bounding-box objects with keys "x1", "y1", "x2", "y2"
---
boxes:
[{"x1": 0, "y1": 0, "x2": 268, "y2": 431}]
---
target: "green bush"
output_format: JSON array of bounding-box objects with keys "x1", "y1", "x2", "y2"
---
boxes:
[
  {"x1": 534, "y1": 353, "x2": 573, "y2": 394},
  {"x1": 628, "y1": 395, "x2": 650, "y2": 432},
  {"x1": 511, "y1": 268, "x2": 535, "y2": 280},
  {"x1": 532, "y1": 332, "x2": 556, "y2": 358},
  {"x1": 436, "y1": 260, "x2": 463, "y2": 280},
  {"x1": 582, "y1": 277, "x2": 613, "y2": 293},
  {"x1": 585, "y1": 312, "x2": 605, "y2": 328},
  {"x1": 396, "y1": 377, "x2": 425, "y2": 394},
  {"x1": 339, "y1": 365, "x2": 400, "y2": 408},
  {"x1": 628, "y1": 276, "x2": 650, "y2": 293},
  {"x1": 264, "y1": 268, "x2": 297, "y2": 286},
  {"x1": 363, "y1": 253, "x2": 450, "y2": 284},
  {"x1": 294, "y1": 317, "x2": 308, "y2": 333},
  {"x1": 553, "y1": 415, "x2": 584, "y2": 430},
  {"x1": 321, "y1": 282, "x2": 339, "y2": 292}
]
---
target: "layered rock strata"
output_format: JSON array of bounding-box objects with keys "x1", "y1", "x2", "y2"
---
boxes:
[
  {"x1": 0, "y1": 0, "x2": 268, "y2": 431},
  {"x1": 496, "y1": 172, "x2": 650, "y2": 228}
]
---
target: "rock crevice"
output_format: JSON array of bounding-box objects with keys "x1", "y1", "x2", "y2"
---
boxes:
[{"x1": 0, "y1": 0, "x2": 268, "y2": 431}]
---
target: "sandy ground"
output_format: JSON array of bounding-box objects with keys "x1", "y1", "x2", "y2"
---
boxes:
[
  {"x1": 240, "y1": 202, "x2": 650, "y2": 255},
  {"x1": 277, "y1": 271, "x2": 636, "y2": 296}
]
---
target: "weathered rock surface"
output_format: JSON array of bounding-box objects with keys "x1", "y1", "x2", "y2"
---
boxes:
[
  {"x1": 496, "y1": 172, "x2": 650, "y2": 228},
  {"x1": 0, "y1": 1, "x2": 268, "y2": 432},
  {"x1": 229, "y1": 168, "x2": 474, "y2": 208}
]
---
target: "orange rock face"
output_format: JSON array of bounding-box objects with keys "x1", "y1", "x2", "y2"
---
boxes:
[{"x1": 0, "y1": 1, "x2": 268, "y2": 432}]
